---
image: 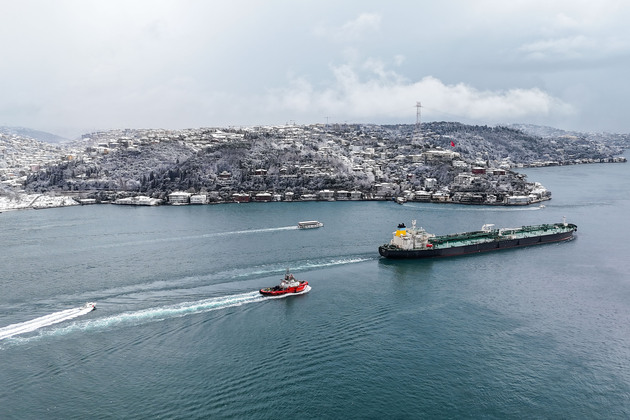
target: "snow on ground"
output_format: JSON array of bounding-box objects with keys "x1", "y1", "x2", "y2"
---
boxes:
[{"x1": 0, "y1": 193, "x2": 79, "y2": 211}]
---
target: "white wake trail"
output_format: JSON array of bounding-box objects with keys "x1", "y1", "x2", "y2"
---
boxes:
[
  {"x1": 0, "y1": 304, "x2": 95, "y2": 340},
  {"x1": 84, "y1": 290, "x2": 308, "y2": 330},
  {"x1": 1, "y1": 289, "x2": 312, "y2": 341}
]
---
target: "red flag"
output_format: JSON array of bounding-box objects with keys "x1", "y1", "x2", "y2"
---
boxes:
[{"x1": 450, "y1": 141, "x2": 455, "y2": 147}]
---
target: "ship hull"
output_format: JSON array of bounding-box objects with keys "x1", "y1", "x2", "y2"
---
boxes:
[
  {"x1": 379, "y1": 229, "x2": 576, "y2": 259},
  {"x1": 260, "y1": 281, "x2": 309, "y2": 296}
]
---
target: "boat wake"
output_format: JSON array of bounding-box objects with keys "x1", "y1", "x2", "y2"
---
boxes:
[
  {"x1": 207, "y1": 226, "x2": 298, "y2": 236},
  {"x1": 92, "y1": 226, "x2": 298, "y2": 249},
  {"x1": 299, "y1": 257, "x2": 373, "y2": 270},
  {"x1": 30, "y1": 256, "x2": 368, "y2": 313},
  {"x1": 0, "y1": 303, "x2": 95, "y2": 340},
  {"x1": 1, "y1": 290, "x2": 310, "y2": 343},
  {"x1": 84, "y1": 292, "x2": 265, "y2": 331},
  {"x1": 222, "y1": 256, "x2": 374, "y2": 282}
]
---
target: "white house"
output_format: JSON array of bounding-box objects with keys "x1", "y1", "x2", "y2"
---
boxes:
[
  {"x1": 190, "y1": 194, "x2": 208, "y2": 204},
  {"x1": 318, "y1": 190, "x2": 335, "y2": 200},
  {"x1": 168, "y1": 191, "x2": 191, "y2": 205}
]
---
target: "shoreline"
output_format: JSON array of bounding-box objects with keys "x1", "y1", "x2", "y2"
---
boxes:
[
  {"x1": 0, "y1": 194, "x2": 80, "y2": 212},
  {"x1": 0, "y1": 192, "x2": 550, "y2": 212}
]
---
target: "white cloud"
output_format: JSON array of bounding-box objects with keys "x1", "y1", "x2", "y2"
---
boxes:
[
  {"x1": 266, "y1": 62, "x2": 574, "y2": 124},
  {"x1": 2, "y1": 1, "x2": 629, "y2": 133},
  {"x1": 393, "y1": 55, "x2": 406, "y2": 66},
  {"x1": 519, "y1": 35, "x2": 597, "y2": 61},
  {"x1": 508, "y1": 1, "x2": 630, "y2": 64},
  {"x1": 314, "y1": 12, "x2": 381, "y2": 42},
  {"x1": 518, "y1": 34, "x2": 630, "y2": 62}
]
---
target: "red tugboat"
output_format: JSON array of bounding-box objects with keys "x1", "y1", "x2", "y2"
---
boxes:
[{"x1": 260, "y1": 269, "x2": 310, "y2": 296}]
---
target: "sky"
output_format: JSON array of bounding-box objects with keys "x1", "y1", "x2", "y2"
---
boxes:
[{"x1": 1, "y1": 0, "x2": 629, "y2": 138}]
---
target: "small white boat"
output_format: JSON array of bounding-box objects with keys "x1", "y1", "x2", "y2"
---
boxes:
[
  {"x1": 83, "y1": 302, "x2": 96, "y2": 311},
  {"x1": 298, "y1": 220, "x2": 323, "y2": 229}
]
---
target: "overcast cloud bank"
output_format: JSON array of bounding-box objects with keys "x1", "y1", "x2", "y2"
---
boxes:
[{"x1": 1, "y1": 1, "x2": 629, "y2": 137}]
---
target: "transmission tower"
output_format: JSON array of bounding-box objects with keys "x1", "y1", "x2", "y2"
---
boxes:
[{"x1": 414, "y1": 101, "x2": 422, "y2": 142}]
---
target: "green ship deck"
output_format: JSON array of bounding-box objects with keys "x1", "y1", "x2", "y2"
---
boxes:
[{"x1": 428, "y1": 223, "x2": 575, "y2": 249}]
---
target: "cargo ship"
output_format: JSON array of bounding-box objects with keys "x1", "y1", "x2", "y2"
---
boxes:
[{"x1": 379, "y1": 218, "x2": 577, "y2": 259}]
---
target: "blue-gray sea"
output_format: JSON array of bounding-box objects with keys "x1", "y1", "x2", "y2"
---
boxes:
[{"x1": 1, "y1": 163, "x2": 630, "y2": 419}]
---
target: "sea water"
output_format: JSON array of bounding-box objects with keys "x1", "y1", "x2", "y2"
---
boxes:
[{"x1": 1, "y1": 163, "x2": 629, "y2": 419}]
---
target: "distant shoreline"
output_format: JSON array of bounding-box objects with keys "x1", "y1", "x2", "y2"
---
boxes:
[{"x1": 0, "y1": 192, "x2": 552, "y2": 212}]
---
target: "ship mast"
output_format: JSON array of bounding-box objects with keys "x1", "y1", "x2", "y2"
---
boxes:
[{"x1": 412, "y1": 220, "x2": 417, "y2": 248}]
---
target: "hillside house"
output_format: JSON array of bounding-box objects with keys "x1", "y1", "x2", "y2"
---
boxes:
[
  {"x1": 335, "y1": 190, "x2": 351, "y2": 200},
  {"x1": 190, "y1": 194, "x2": 208, "y2": 204},
  {"x1": 318, "y1": 190, "x2": 335, "y2": 200},
  {"x1": 168, "y1": 191, "x2": 191, "y2": 205}
]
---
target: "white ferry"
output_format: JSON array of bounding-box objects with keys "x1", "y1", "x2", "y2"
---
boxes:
[{"x1": 298, "y1": 220, "x2": 324, "y2": 229}]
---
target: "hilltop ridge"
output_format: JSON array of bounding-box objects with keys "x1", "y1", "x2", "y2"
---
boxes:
[{"x1": 0, "y1": 126, "x2": 70, "y2": 144}]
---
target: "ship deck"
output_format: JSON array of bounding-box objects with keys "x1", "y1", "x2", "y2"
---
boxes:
[{"x1": 429, "y1": 223, "x2": 576, "y2": 249}]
